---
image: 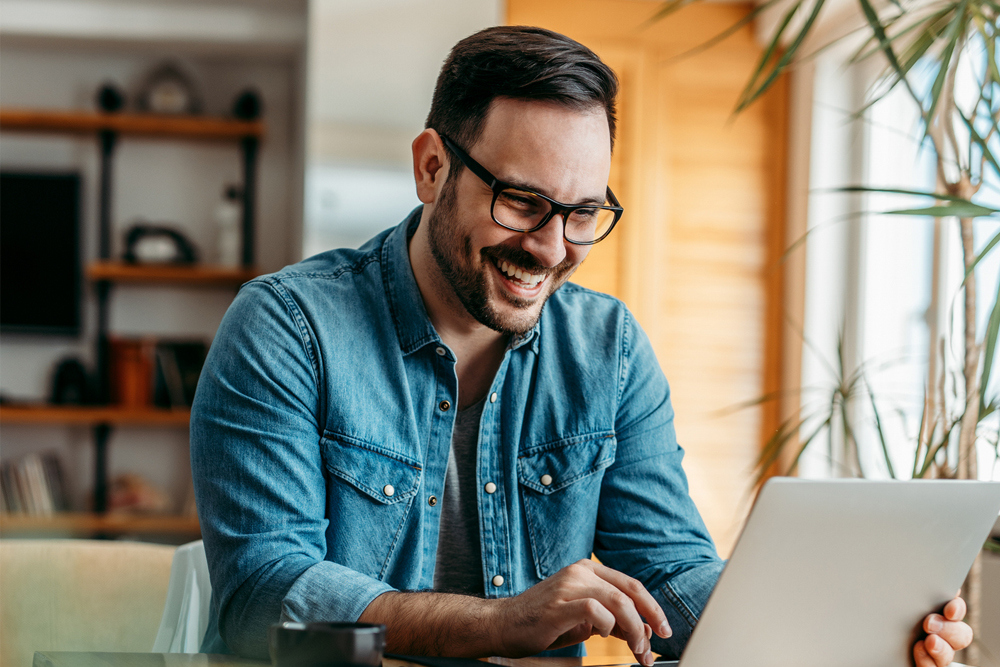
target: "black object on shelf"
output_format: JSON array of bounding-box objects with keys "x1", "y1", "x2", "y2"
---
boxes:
[
  {"x1": 233, "y1": 89, "x2": 263, "y2": 120},
  {"x1": 0, "y1": 172, "x2": 82, "y2": 336},
  {"x1": 153, "y1": 341, "x2": 207, "y2": 408},
  {"x1": 123, "y1": 224, "x2": 198, "y2": 264},
  {"x1": 96, "y1": 83, "x2": 125, "y2": 113},
  {"x1": 51, "y1": 358, "x2": 94, "y2": 405}
]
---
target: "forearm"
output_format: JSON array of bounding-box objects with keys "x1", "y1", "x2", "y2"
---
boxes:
[{"x1": 359, "y1": 591, "x2": 503, "y2": 657}]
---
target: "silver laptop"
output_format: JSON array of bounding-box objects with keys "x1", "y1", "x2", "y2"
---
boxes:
[{"x1": 648, "y1": 478, "x2": 1000, "y2": 667}]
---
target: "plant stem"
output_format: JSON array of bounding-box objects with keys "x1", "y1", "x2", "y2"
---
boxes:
[{"x1": 958, "y1": 211, "x2": 981, "y2": 666}]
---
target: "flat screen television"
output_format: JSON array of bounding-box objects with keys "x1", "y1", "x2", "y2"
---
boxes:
[{"x1": 0, "y1": 172, "x2": 82, "y2": 336}]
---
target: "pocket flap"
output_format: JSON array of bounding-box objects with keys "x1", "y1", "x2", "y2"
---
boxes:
[
  {"x1": 322, "y1": 437, "x2": 422, "y2": 505},
  {"x1": 518, "y1": 432, "x2": 616, "y2": 495}
]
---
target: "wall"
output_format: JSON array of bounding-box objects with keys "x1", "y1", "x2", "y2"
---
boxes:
[
  {"x1": 508, "y1": 0, "x2": 788, "y2": 557},
  {"x1": 303, "y1": 0, "x2": 502, "y2": 254},
  {"x1": 0, "y1": 1, "x2": 306, "y2": 513}
]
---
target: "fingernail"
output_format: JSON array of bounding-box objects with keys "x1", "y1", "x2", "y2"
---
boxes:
[
  {"x1": 927, "y1": 615, "x2": 943, "y2": 633},
  {"x1": 659, "y1": 621, "x2": 672, "y2": 638},
  {"x1": 927, "y1": 635, "x2": 941, "y2": 652},
  {"x1": 643, "y1": 651, "x2": 653, "y2": 666}
]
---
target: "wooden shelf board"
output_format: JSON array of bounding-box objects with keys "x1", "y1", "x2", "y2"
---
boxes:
[
  {"x1": 0, "y1": 512, "x2": 200, "y2": 535},
  {"x1": 0, "y1": 109, "x2": 264, "y2": 140},
  {"x1": 0, "y1": 405, "x2": 190, "y2": 426},
  {"x1": 87, "y1": 262, "x2": 259, "y2": 286}
]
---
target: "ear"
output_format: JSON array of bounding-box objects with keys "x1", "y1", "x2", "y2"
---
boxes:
[{"x1": 412, "y1": 129, "x2": 451, "y2": 204}]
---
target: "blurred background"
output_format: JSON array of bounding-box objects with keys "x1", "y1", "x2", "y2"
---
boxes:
[{"x1": 0, "y1": 0, "x2": 998, "y2": 660}]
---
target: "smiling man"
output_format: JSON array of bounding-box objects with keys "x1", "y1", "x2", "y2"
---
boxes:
[{"x1": 190, "y1": 26, "x2": 971, "y2": 667}]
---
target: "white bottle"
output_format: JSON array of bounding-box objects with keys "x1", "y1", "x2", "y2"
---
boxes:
[{"x1": 216, "y1": 185, "x2": 242, "y2": 267}]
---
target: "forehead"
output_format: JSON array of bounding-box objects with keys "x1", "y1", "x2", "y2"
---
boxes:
[{"x1": 472, "y1": 98, "x2": 612, "y2": 202}]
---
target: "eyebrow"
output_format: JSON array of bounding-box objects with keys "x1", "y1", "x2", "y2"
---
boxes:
[{"x1": 500, "y1": 175, "x2": 607, "y2": 207}]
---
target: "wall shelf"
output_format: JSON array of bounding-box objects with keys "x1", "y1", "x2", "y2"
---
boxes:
[
  {"x1": 87, "y1": 261, "x2": 259, "y2": 287},
  {"x1": 0, "y1": 108, "x2": 264, "y2": 140},
  {"x1": 1, "y1": 101, "x2": 260, "y2": 523},
  {"x1": 0, "y1": 405, "x2": 191, "y2": 427},
  {"x1": 0, "y1": 512, "x2": 200, "y2": 536}
]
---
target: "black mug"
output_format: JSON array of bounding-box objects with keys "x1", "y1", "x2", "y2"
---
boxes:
[{"x1": 268, "y1": 622, "x2": 386, "y2": 667}]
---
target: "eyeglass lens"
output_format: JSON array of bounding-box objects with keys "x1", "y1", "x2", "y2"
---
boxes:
[{"x1": 493, "y1": 187, "x2": 617, "y2": 244}]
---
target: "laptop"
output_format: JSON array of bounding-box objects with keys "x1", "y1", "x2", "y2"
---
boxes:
[{"x1": 649, "y1": 478, "x2": 1000, "y2": 667}]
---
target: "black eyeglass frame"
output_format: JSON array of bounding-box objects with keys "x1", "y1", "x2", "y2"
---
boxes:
[{"x1": 438, "y1": 133, "x2": 623, "y2": 246}]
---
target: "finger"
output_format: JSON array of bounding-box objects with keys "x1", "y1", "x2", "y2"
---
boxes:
[
  {"x1": 924, "y1": 615, "x2": 973, "y2": 651},
  {"x1": 581, "y1": 575, "x2": 652, "y2": 654},
  {"x1": 924, "y1": 633, "x2": 955, "y2": 667},
  {"x1": 560, "y1": 562, "x2": 650, "y2": 654},
  {"x1": 913, "y1": 639, "x2": 935, "y2": 667},
  {"x1": 943, "y1": 597, "x2": 966, "y2": 622},
  {"x1": 586, "y1": 561, "x2": 671, "y2": 638},
  {"x1": 610, "y1": 626, "x2": 654, "y2": 667},
  {"x1": 548, "y1": 622, "x2": 595, "y2": 651},
  {"x1": 560, "y1": 597, "x2": 617, "y2": 639}
]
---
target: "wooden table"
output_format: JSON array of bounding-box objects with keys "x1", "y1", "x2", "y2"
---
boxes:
[{"x1": 32, "y1": 654, "x2": 651, "y2": 667}]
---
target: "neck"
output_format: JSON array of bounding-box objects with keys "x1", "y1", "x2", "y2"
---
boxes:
[{"x1": 409, "y1": 210, "x2": 509, "y2": 409}]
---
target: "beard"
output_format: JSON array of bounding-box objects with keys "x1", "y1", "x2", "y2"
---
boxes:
[{"x1": 427, "y1": 175, "x2": 578, "y2": 335}]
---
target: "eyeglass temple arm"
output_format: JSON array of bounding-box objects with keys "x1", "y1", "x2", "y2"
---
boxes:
[{"x1": 438, "y1": 133, "x2": 499, "y2": 190}]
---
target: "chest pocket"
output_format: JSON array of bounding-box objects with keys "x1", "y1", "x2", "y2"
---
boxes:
[
  {"x1": 518, "y1": 432, "x2": 616, "y2": 579},
  {"x1": 321, "y1": 436, "x2": 422, "y2": 580}
]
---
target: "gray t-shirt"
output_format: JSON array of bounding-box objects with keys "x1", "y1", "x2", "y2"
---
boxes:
[{"x1": 433, "y1": 396, "x2": 486, "y2": 595}]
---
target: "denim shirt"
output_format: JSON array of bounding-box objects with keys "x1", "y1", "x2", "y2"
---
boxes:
[{"x1": 190, "y1": 208, "x2": 723, "y2": 660}]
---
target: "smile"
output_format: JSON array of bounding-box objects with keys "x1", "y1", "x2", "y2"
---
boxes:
[{"x1": 494, "y1": 259, "x2": 546, "y2": 290}]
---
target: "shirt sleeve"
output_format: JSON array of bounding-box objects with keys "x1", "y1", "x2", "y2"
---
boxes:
[
  {"x1": 593, "y1": 308, "x2": 725, "y2": 659},
  {"x1": 190, "y1": 280, "x2": 394, "y2": 659}
]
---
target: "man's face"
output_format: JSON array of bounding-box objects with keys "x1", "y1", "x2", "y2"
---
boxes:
[{"x1": 426, "y1": 98, "x2": 613, "y2": 335}]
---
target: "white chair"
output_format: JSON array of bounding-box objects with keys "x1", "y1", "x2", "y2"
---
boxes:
[
  {"x1": 152, "y1": 539, "x2": 212, "y2": 653},
  {"x1": 0, "y1": 539, "x2": 174, "y2": 667}
]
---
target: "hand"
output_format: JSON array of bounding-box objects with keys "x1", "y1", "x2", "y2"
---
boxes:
[
  {"x1": 493, "y1": 559, "x2": 672, "y2": 665},
  {"x1": 913, "y1": 595, "x2": 972, "y2": 667}
]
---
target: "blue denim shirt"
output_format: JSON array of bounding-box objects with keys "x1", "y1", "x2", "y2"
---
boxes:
[{"x1": 190, "y1": 209, "x2": 723, "y2": 659}]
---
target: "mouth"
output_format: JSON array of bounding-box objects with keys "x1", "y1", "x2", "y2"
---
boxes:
[{"x1": 492, "y1": 258, "x2": 548, "y2": 296}]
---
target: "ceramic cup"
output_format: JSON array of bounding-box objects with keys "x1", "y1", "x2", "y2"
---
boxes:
[{"x1": 268, "y1": 621, "x2": 386, "y2": 667}]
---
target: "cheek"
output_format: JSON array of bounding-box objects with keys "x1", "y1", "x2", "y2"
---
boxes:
[{"x1": 566, "y1": 244, "x2": 590, "y2": 267}]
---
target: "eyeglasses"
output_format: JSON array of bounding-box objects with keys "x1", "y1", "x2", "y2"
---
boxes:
[{"x1": 438, "y1": 133, "x2": 623, "y2": 245}]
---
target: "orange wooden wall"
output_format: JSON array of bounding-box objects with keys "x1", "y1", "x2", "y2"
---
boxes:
[{"x1": 507, "y1": 1, "x2": 788, "y2": 559}]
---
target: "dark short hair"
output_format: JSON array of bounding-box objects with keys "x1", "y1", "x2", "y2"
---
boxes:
[{"x1": 426, "y1": 26, "x2": 619, "y2": 162}]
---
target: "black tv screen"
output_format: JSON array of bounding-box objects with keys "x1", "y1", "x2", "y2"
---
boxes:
[{"x1": 1, "y1": 172, "x2": 82, "y2": 335}]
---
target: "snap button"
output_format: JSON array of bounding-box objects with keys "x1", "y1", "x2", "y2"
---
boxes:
[
  {"x1": 383, "y1": 484, "x2": 395, "y2": 497},
  {"x1": 428, "y1": 495, "x2": 437, "y2": 506},
  {"x1": 435, "y1": 347, "x2": 446, "y2": 356},
  {"x1": 439, "y1": 400, "x2": 451, "y2": 411},
  {"x1": 492, "y1": 574, "x2": 504, "y2": 587},
  {"x1": 490, "y1": 392, "x2": 497, "y2": 403},
  {"x1": 484, "y1": 482, "x2": 497, "y2": 494},
  {"x1": 540, "y1": 474, "x2": 553, "y2": 486}
]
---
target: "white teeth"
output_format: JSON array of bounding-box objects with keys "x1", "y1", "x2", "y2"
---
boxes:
[{"x1": 495, "y1": 259, "x2": 544, "y2": 288}]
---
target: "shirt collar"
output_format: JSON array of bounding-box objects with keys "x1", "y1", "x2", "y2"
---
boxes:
[{"x1": 382, "y1": 206, "x2": 540, "y2": 356}]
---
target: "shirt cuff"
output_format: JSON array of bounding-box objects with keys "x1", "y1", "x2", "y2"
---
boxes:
[
  {"x1": 280, "y1": 560, "x2": 396, "y2": 624},
  {"x1": 650, "y1": 560, "x2": 726, "y2": 659}
]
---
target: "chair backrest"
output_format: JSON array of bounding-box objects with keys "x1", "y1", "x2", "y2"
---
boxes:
[
  {"x1": 152, "y1": 539, "x2": 212, "y2": 653},
  {"x1": 0, "y1": 539, "x2": 175, "y2": 667}
]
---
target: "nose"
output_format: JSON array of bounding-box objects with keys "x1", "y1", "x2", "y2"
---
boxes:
[{"x1": 519, "y1": 212, "x2": 568, "y2": 268}]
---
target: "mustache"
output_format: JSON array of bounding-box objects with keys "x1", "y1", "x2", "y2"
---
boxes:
[{"x1": 481, "y1": 244, "x2": 571, "y2": 276}]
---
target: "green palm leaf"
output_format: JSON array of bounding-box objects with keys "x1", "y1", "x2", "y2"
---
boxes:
[{"x1": 980, "y1": 275, "x2": 1000, "y2": 419}]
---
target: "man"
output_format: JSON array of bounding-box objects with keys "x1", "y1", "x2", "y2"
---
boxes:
[{"x1": 191, "y1": 26, "x2": 971, "y2": 667}]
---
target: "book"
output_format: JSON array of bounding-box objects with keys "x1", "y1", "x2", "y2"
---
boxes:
[
  {"x1": 0, "y1": 452, "x2": 69, "y2": 515},
  {"x1": 154, "y1": 340, "x2": 207, "y2": 408}
]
